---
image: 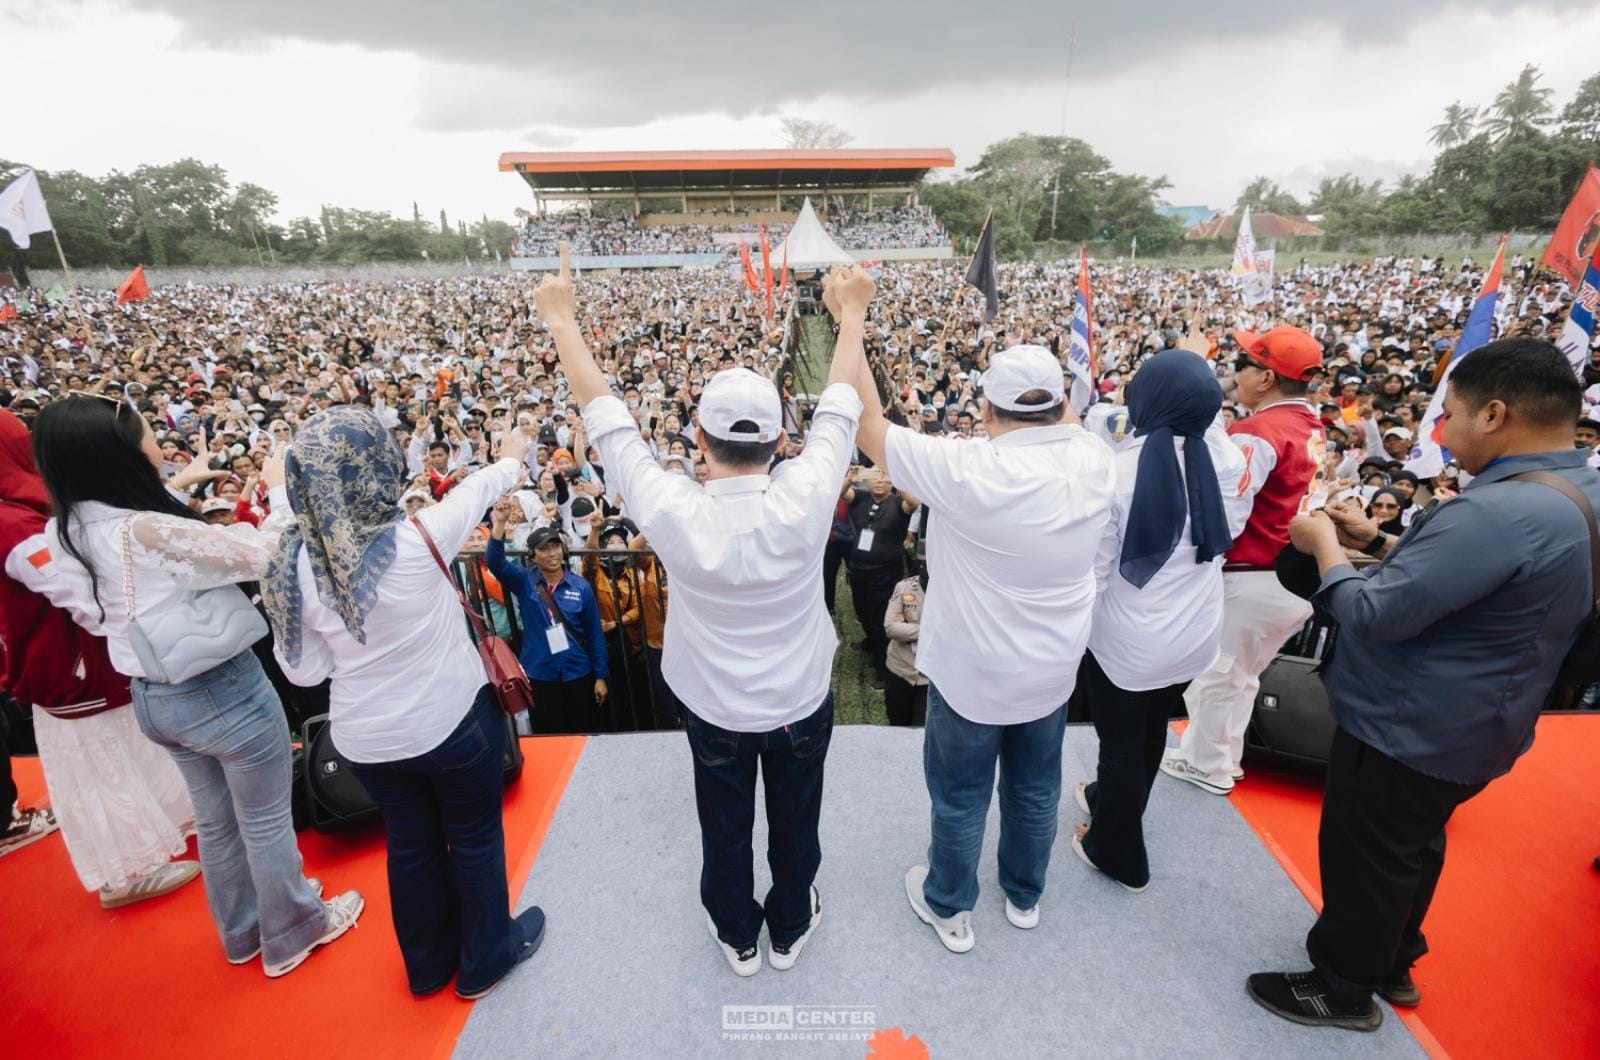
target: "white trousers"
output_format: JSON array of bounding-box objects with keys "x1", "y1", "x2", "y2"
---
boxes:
[{"x1": 1178, "y1": 570, "x2": 1313, "y2": 778}]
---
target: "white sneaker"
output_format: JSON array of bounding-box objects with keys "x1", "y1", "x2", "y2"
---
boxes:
[
  {"x1": 904, "y1": 865, "x2": 975, "y2": 954},
  {"x1": 228, "y1": 879, "x2": 325, "y2": 965},
  {"x1": 768, "y1": 886, "x2": 821, "y2": 971},
  {"x1": 264, "y1": 890, "x2": 364, "y2": 978},
  {"x1": 1005, "y1": 897, "x2": 1039, "y2": 930},
  {"x1": 706, "y1": 912, "x2": 761, "y2": 977},
  {"x1": 1231, "y1": 766, "x2": 1246, "y2": 781},
  {"x1": 1160, "y1": 751, "x2": 1235, "y2": 795},
  {"x1": 99, "y1": 860, "x2": 201, "y2": 909},
  {"x1": 1074, "y1": 782, "x2": 1092, "y2": 816},
  {"x1": 1072, "y1": 829, "x2": 1148, "y2": 894}
]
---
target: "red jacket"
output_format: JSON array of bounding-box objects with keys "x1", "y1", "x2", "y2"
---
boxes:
[{"x1": 1226, "y1": 401, "x2": 1326, "y2": 568}]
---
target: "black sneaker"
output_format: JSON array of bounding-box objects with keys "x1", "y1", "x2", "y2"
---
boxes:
[
  {"x1": 1247, "y1": 971, "x2": 1382, "y2": 1032},
  {"x1": 1378, "y1": 969, "x2": 1421, "y2": 1007}
]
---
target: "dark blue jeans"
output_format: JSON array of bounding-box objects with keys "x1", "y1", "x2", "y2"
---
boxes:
[
  {"x1": 922, "y1": 683, "x2": 1067, "y2": 918},
  {"x1": 686, "y1": 693, "x2": 833, "y2": 951},
  {"x1": 349, "y1": 686, "x2": 527, "y2": 996}
]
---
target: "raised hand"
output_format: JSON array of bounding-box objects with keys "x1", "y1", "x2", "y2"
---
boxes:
[{"x1": 532, "y1": 242, "x2": 578, "y2": 328}]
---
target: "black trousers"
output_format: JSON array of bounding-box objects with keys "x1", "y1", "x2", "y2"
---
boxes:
[
  {"x1": 602, "y1": 632, "x2": 649, "y2": 732},
  {"x1": 529, "y1": 676, "x2": 599, "y2": 735},
  {"x1": 849, "y1": 565, "x2": 900, "y2": 674},
  {"x1": 1078, "y1": 651, "x2": 1188, "y2": 888},
  {"x1": 686, "y1": 695, "x2": 833, "y2": 950},
  {"x1": 0, "y1": 702, "x2": 16, "y2": 813},
  {"x1": 643, "y1": 646, "x2": 681, "y2": 731},
  {"x1": 822, "y1": 538, "x2": 850, "y2": 615},
  {"x1": 1307, "y1": 725, "x2": 1486, "y2": 999},
  {"x1": 883, "y1": 674, "x2": 927, "y2": 726}
]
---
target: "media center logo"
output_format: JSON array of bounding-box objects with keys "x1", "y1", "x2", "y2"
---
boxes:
[{"x1": 721, "y1": 1005, "x2": 878, "y2": 1043}]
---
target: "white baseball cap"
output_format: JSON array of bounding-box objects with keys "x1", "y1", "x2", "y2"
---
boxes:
[
  {"x1": 979, "y1": 345, "x2": 1065, "y2": 412},
  {"x1": 1383, "y1": 427, "x2": 1414, "y2": 441},
  {"x1": 699, "y1": 367, "x2": 783, "y2": 444}
]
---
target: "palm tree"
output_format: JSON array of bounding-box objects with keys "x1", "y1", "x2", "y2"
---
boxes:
[
  {"x1": 1482, "y1": 64, "x2": 1554, "y2": 142},
  {"x1": 1429, "y1": 101, "x2": 1477, "y2": 147}
]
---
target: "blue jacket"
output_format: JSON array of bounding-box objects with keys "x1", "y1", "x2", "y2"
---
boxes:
[
  {"x1": 1315, "y1": 449, "x2": 1600, "y2": 784},
  {"x1": 486, "y1": 539, "x2": 608, "y2": 682}
]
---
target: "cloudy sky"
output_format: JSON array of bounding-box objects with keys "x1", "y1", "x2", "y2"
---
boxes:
[{"x1": 6, "y1": 1, "x2": 1598, "y2": 224}]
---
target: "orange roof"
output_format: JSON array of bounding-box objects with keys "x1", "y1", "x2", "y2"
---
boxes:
[
  {"x1": 498, "y1": 148, "x2": 955, "y2": 174},
  {"x1": 1186, "y1": 211, "x2": 1325, "y2": 239}
]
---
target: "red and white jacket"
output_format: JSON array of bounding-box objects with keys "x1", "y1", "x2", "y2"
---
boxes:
[{"x1": 1225, "y1": 400, "x2": 1327, "y2": 569}]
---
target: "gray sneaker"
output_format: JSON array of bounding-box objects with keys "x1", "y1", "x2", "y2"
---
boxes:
[
  {"x1": 264, "y1": 890, "x2": 364, "y2": 978},
  {"x1": 100, "y1": 860, "x2": 202, "y2": 909},
  {"x1": 904, "y1": 865, "x2": 975, "y2": 953}
]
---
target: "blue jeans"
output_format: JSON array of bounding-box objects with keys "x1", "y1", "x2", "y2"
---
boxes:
[
  {"x1": 132, "y1": 650, "x2": 327, "y2": 965},
  {"x1": 348, "y1": 687, "x2": 527, "y2": 996},
  {"x1": 685, "y1": 694, "x2": 833, "y2": 951},
  {"x1": 922, "y1": 683, "x2": 1067, "y2": 918}
]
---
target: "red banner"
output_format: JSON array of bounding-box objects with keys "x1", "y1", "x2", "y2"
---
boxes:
[
  {"x1": 738, "y1": 244, "x2": 759, "y2": 293},
  {"x1": 116, "y1": 264, "x2": 149, "y2": 305},
  {"x1": 1541, "y1": 164, "x2": 1600, "y2": 285},
  {"x1": 759, "y1": 226, "x2": 774, "y2": 321}
]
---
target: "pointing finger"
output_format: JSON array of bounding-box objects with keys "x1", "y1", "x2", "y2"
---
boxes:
[{"x1": 558, "y1": 242, "x2": 571, "y2": 280}]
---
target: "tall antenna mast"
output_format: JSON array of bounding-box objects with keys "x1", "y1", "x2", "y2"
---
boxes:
[{"x1": 1050, "y1": 20, "x2": 1077, "y2": 237}]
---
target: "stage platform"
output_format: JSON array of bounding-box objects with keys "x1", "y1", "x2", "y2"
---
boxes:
[{"x1": 4, "y1": 717, "x2": 1598, "y2": 1059}]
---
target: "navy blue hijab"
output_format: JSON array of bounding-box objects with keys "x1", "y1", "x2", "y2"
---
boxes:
[{"x1": 1119, "y1": 350, "x2": 1231, "y2": 589}]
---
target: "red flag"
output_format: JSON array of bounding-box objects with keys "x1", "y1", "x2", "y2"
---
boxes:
[
  {"x1": 739, "y1": 243, "x2": 759, "y2": 292},
  {"x1": 759, "y1": 226, "x2": 774, "y2": 320},
  {"x1": 1541, "y1": 164, "x2": 1600, "y2": 285},
  {"x1": 0, "y1": 303, "x2": 15, "y2": 323},
  {"x1": 779, "y1": 240, "x2": 789, "y2": 295},
  {"x1": 116, "y1": 264, "x2": 150, "y2": 305}
]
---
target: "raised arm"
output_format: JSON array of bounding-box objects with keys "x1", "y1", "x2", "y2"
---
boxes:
[
  {"x1": 824, "y1": 266, "x2": 889, "y2": 466},
  {"x1": 535, "y1": 243, "x2": 611, "y2": 408}
]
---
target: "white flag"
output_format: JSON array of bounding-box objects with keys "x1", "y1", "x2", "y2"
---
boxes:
[
  {"x1": 1231, "y1": 206, "x2": 1272, "y2": 306},
  {"x1": 0, "y1": 170, "x2": 53, "y2": 250}
]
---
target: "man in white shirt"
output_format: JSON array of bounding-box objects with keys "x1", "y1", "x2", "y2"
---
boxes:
[
  {"x1": 848, "y1": 323, "x2": 1117, "y2": 953},
  {"x1": 532, "y1": 245, "x2": 866, "y2": 978}
]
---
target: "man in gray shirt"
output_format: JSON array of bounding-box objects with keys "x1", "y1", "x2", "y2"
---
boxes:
[{"x1": 1248, "y1": 338, "x2": 1600, "y2": 1031}]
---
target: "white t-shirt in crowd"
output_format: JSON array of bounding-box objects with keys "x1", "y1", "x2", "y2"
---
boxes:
[
  {"x1": 883, "y1": 421, "x2": 1116, "y2": 724},
  {"x1": 583, "y1": 383, "x2": 862, "y2": 732},
  {"x1": 276, "y1": 459, "x2": 520, "y2": 763},
  {"x1": 1088, "y1": 424, "x2": 1252, "y2": 691}
]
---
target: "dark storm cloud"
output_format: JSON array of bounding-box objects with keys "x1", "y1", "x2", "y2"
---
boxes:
[{"x1": 121, "y1": 1, "x2": 1588, "y2": 129}]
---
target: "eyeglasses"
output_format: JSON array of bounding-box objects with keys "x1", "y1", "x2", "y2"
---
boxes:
[
  {"x1": 1232, "y1": 355, "x2": 1266, "y2": 375},
  {"x1": 1370, "y1": 502, "x2": 1400, "y2": 512}
]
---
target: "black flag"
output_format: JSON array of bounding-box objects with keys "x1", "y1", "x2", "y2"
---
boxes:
[{"x1": 964, "y1": 210, "x2": 999, "y2": 320}]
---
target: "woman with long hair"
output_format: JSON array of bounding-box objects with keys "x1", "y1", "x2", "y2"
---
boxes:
[
  {"x1": 263, "y1": 406, "x2": 544, "y2": 1000},
  {"x1": 30, "y1": 396, "x2": 361, "y2": 976}
]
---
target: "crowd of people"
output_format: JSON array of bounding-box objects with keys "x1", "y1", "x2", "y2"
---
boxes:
[
  {"x1": 511, "y1": 204, "x2": 949, "y2": 257},
  {"x1": 1, "y1": 240, "x2": 1598, "y2": 1028}
]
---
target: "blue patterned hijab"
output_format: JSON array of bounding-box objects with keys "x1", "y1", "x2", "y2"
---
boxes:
[{"x1": 263, "y1": 406, "x2": 407, "y2": 666}]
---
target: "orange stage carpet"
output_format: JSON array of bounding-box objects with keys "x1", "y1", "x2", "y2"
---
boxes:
[
  {"x1": 0, "y1": 736, "x2": 584, "y2": 1060},
  {"x1": 1230, "y1": 713, "x2": 1600, "y2": 1060}
]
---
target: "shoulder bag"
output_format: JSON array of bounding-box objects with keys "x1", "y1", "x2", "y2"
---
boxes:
[
  {"x1": 1507, "y1": 470, "x2": 1600, "y2": 709},
  {"x1": 412, "y1": 516, "x2": 536, "y2": 717}
]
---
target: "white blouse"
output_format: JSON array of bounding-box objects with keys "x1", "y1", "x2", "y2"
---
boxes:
[{"x1": 35, "y1": 488, "x2": 292, "y2": 680}]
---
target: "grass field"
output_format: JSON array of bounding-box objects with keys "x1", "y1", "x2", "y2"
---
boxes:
[{"x1": 826, "y1": 573, "x2": 890, "y2": 725}]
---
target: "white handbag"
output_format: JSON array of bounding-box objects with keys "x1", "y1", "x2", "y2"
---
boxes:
[{"x1": 119, "y1": 517, "x2": 268, "y2": 685}]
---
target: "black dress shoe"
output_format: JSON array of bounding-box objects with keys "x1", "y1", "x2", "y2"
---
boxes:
[
  {"x1": 1378, "y1": 968, "x2": 1421, "y2": 1007},
  {"x1": 1247, "y1": 971, "x2": 1382, "y2": 1032}
]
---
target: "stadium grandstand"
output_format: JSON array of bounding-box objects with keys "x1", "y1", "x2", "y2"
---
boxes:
[{"x1": 497, "y1": 148, "x2": 957, "y2": 270}]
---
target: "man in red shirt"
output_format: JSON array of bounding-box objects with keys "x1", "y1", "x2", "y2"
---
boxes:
[{"x1": 1162, "y1": 327, "x2": 1326, "y2": 795}]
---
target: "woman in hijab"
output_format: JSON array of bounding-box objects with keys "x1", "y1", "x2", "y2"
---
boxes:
[
  {"x1": 1366, "y1": 487, "x2": 1407, "y2": 537},
  {"x1": 0, "y1": 409, "x2": 199, "y2": 903},
  {"x1": 264, "y1": 406, "x2": 545, "y2": 1001},
  {"x1": 1073, "y1": 350, "x2": 1252, "y2": 892}
]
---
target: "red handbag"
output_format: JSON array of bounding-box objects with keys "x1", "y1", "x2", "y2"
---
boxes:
[{"x1": 412, "y1": 517, "x2": 536, "y2": 718}]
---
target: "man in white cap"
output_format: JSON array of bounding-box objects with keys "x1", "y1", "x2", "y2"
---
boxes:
[
  {"x1": 847, "y1": 316, "x2": 1117, "y2": 952},
  {"x1": 532, "y1": 245, "x2": 870, "y2": 977}
]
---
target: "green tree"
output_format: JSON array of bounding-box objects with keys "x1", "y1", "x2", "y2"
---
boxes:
[
  {"x1": 1234, "y1": 176, "x2": 1304, "y2": 215},
  {"x1": 1429, "y1": 102, "x2": 1477, "y2": 148},
  {"x1": 1482, "y1": 63, "x2": 1555, "y2": 142},
  {"x1": 1559, "y1": 71, "x2": 1600, "y2": 143},
  {"x1": 439, "y1": 208, "x2": 450, "y2": 235}
]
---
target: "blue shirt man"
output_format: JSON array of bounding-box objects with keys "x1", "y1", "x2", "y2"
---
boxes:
[{"x1": 1249, "y1": 337, "x2": 1600, "y2": 1030}]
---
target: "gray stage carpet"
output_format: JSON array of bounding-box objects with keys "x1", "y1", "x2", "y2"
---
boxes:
[{"x1": 455, "y1": 726, "x2": 1424, "y2": 1059}]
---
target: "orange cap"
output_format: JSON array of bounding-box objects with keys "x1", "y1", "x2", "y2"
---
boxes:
[{"x1": 1232, "y1": 326, "x2": 1324, "y2": 380}]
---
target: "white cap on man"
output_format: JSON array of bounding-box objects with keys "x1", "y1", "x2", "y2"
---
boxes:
[
  {"x1": 979, "y1": 345, "x2": 1065, "y2": 412},
  {"x1": 698, "y1": 367, "x2": 783, "y2": 443}
]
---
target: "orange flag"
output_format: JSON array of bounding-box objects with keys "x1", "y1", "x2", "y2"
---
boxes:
[
  {"x1": 759, "y1": 225, "x2": 774, "y2": 320},
  {"x1": 1541, "y1": 164, "x2": 1600, "y2": 285},
  {"x1": 116, "y1": 264, "x2": 150, "y2": 305},
  {"x1": 738, "y1": 243, "x2": 759, "y2": 292},
  {"x1": 0, "y1": 304, "x2": 16, "y2": 323}
]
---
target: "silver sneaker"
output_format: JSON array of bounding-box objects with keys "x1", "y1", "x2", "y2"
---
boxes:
[
  {"x1": 904, "y1": 865, "x2": 975, "y2": 953},
  {"x1": 100, "y1": 860, "x2": 201, "y2": 909},
  {"x1": 706, "y1": 912, "x2": 761, "y2": 976},
  {"x1": 1159, "y1": 751, "x2": 1235, "y2": 795},
  {"x1": 263, "y1": 890, "x2": 364, "y2": 978},
  {"x1": 228, "y1": 879, "x2": 324, "y2": 965},
  {"x1": 769, "y1": 886, "x2": 821, "y2": 971}
]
